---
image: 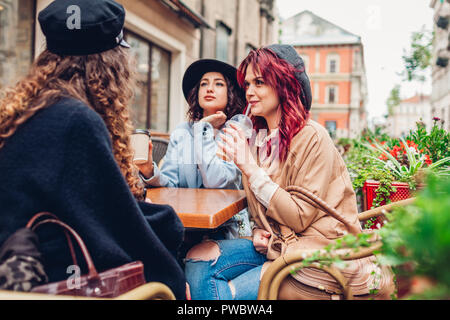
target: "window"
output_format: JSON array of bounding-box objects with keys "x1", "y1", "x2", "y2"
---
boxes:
[
  {"x1": 0, "y1": 0, "x2": 35, "y2": 90},
  {"x1": 327, "y1": 85, "x2": 338, "y2": 104},
  {"x1": 125, "y1": 31, "x2": 171, "y2": 132},
  {"x1": 150, "y1": 46, "x2": 170, "y2": 132},
  {"x1": 329, "y1": 59, "x2": 337, "y2": 73},
  {"x1": 326, "y1": 53, "x2": 340, "y2": 74},
  {"x1": 216, "y1": 21, "x2": 231, "y2": 63},
  {"x1": 329, "y1": 87, "x2": 336, "y2": 103},
  {"x1": 325, "y1": 121, "x2": 337, "y2": 138}
]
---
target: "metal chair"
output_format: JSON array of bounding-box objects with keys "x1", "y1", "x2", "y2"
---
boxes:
[
  {"x1": 151, "y1": 137, "x2": 169, "y2": 168},
  {"x1": 257, "y1": 197, "x2": 415, "y2": 300}
]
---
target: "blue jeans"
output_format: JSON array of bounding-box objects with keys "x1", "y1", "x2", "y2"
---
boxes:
[{"x1": 185, "y1": 239, "x2": 267, "y2": 300}]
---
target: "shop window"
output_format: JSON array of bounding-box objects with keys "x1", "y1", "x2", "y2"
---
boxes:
[
  {"x1": 125, "y1": 31, "x2": 171, "y2": 132},
  {"x1": 0, "y1": 0, "x2": 35, "y2": 90},
  {"x1": 325, "y1": 120, "x2": 337, "y2": 138},
  {"x1": 216, "y1": 21, "x2": 231, "y2": 63},
  {"x1": 150, "y1": 46, "x2": 170, "y2": 132}
]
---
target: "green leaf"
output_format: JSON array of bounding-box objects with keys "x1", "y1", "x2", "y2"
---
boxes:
[{"x1": 429, "y1": 157, "x2": 450, "y2": 170}]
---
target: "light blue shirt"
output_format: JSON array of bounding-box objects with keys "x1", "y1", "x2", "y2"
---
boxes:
[{"x1": 143, "y1": 121, "x2": 251, "y2": 238}]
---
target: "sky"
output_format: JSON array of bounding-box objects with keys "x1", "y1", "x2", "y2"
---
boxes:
[{"x1": 275, "y1": 0, "x2": 435, "y2": 122}]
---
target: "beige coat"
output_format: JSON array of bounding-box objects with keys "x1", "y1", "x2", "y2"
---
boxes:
[{"x1": 244, "y1": 120, "x2": 392, "y2": 297}]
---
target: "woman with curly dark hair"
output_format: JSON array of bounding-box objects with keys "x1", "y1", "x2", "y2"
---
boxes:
[
  {"x1": 137, "y1": 59, "x2": 252, "y2": 240},
  {"x1": 0, "y1": 0, "x2": 186, "y2": 299}
]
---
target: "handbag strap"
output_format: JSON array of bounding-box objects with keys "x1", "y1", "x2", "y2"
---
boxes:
[
  {"x1": 285, "y1": 185, "x2": 360, "y2": 235},
  {"x1": 31, "y1": 218, "x2": 100, "y2": 281},
  {"x1": 26, "y1": 212, "x2": 78, "y2": 266}
]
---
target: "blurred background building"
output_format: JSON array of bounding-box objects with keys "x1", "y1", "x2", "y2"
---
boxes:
[
  {"x1": 430, "y1": 0, "x2": 450, "y2": 132},
  {"x1": 280, "y1": 10, "x2": 368, "y2": 139},
  {"x1": 0, "y1": 0, "x2": 277, "y2": 134},
  {"x1": 387, "y1": 94, "x2": 431, "y2": 137},
  {"x1": 0, "y1": 0, "x2": 35, "y2": 91}
]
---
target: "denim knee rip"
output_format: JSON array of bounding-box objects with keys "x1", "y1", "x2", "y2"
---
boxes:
[
  {"x1": 184, "y1": 239, "x2": 221, "y2": 266},
  {"x1": 184, "y1": 239, "x2": 267, "y2": 300}
]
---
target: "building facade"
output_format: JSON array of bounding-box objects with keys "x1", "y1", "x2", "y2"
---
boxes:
[
  {"x1": 430, "y1": 0, "x2": 450, "y2": 132},
  {"x1": 0, "y1": 0, "x2": 35, "y2": 90},
  {"x1": 197, "y1": 0, "x2": 277, "y2": 66},
  {"x1": 0, "y1": 0, "x2": 277, "y2": 134},
  {"x1": 280, "y1": 10, "x2": 368, "y2": 139},
  {"x1": 388, "y1": 94, "x2": 431, "y2": 138}
]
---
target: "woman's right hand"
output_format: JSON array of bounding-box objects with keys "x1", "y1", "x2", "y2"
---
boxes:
[
  {"x1": 200, "y1": 111, "x2": 227, "y2": 129},
  {"x1": 252, "y1": 228, "x2": 271, "y2": 255},
  {"x1": 135, "y1": 140, "x2": 154, "y2": 179}
]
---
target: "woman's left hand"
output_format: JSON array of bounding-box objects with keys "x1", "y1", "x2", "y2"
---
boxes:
[
  {"x1": 200, "y1": 111, "x2": 227, "y2": 129},
  {"x1": 218, "y1": 122, "x2": 258, "y2": 177}
]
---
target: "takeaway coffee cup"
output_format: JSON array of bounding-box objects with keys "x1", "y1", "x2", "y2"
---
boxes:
[{"x1": 130, "y1": 129, "x2": 151, "y2": 164}]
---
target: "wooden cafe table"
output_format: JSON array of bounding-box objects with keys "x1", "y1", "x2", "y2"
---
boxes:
[{"x1": 146, "y1": 188, "x2": 247, "y2": 229}]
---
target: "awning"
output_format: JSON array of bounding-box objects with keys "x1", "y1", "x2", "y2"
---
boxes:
[{"x1": 159, "y1": 0, "x2": 212, "y2": 29}]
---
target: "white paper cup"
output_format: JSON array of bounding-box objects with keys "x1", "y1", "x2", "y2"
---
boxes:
[{"x1": 130, "y1": 129, "x2": 151, "y2": 165}]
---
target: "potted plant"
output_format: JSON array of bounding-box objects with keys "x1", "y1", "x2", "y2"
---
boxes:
[
  {"x1": 343, "y1": 128, "x2": 396, "y2": 212},
  {"x1": 366, "y1": 134, "x2": 445, "y2": 186},
  {"x1": 345, "y1": 120, "x2": 449, "y2": 228}
]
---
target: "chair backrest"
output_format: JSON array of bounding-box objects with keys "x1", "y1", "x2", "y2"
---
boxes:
[{"x1": 151, "y1": 137, "x2": 169, "y2": 167}]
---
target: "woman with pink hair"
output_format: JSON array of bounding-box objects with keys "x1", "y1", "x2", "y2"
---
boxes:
[{"x1": 184, "y1": 45, "x2": 394, "y2": 300}]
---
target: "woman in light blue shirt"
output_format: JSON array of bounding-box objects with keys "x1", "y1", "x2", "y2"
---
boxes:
[{"x1": 136, "y1": 59, "x2": 252, "y2": 239}]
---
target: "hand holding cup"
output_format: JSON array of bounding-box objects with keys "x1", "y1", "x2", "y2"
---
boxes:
[
  {"x1": 218, "y1": 122, "x2": 258, "y2": 177},
  {"x1": 135, "y1": 140, "x2": 154, "y2": 179},
  {"x1": 130, "y1": 129, "x2": 154, "y2": 179}
]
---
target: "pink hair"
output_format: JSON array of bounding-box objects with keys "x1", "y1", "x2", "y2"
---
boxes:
[{"x1": 237, "y1": 47, "x2": 310, "y2": 162}]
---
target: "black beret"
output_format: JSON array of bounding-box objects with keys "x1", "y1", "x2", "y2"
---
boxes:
[
  {"x1": 38, "y1": 0, "x2": 130, "y2": 56},
  {"x1": 182, "y1": 59, "x2": 245, "y2": 102},
  {"x1": 266, "y1": 44, "x2": 312, "y2": 111}
]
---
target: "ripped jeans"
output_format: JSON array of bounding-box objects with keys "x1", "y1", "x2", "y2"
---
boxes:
[{"x1": 184, "y1": 239, "x2": 267, "y2": 300}]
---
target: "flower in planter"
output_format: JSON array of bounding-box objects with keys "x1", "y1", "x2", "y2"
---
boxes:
[
  {"x1": 421, "y1": 154, "x2": 432, "y2": 166},
  {"x1": 367, "y1": 136, "x2": 449, "y2": 184},
  {"x1": 407, "y1": 118, "x2": 450, "y2": 164}
]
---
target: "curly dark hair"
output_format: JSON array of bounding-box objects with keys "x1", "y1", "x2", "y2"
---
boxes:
[
  {"x1": 186, "y1": 74, "x2": 246, "y2": 123},
  {"x1": 0, "y1": 47, "x2": 145, "y2": 200}
]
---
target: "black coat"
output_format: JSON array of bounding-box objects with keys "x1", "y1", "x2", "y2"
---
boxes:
[{"x1": 0, "y1": 98, "x2": 186, "y2": 299}]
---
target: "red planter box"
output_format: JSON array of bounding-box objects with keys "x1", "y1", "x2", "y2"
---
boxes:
[
  {"x1": 362, "y1": 180, "x2": 413, "y2": 230},
  {"x1": 362, "y1": 180, "x2": 412, "y2": 211},
  {"x1": 362, "y1": 180, "x2": 421, "y2": 299}
]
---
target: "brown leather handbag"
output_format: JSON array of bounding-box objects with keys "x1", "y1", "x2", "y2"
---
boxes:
[{"x1": 28, "y1": 212, "x2": 146, "y2": 298}]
